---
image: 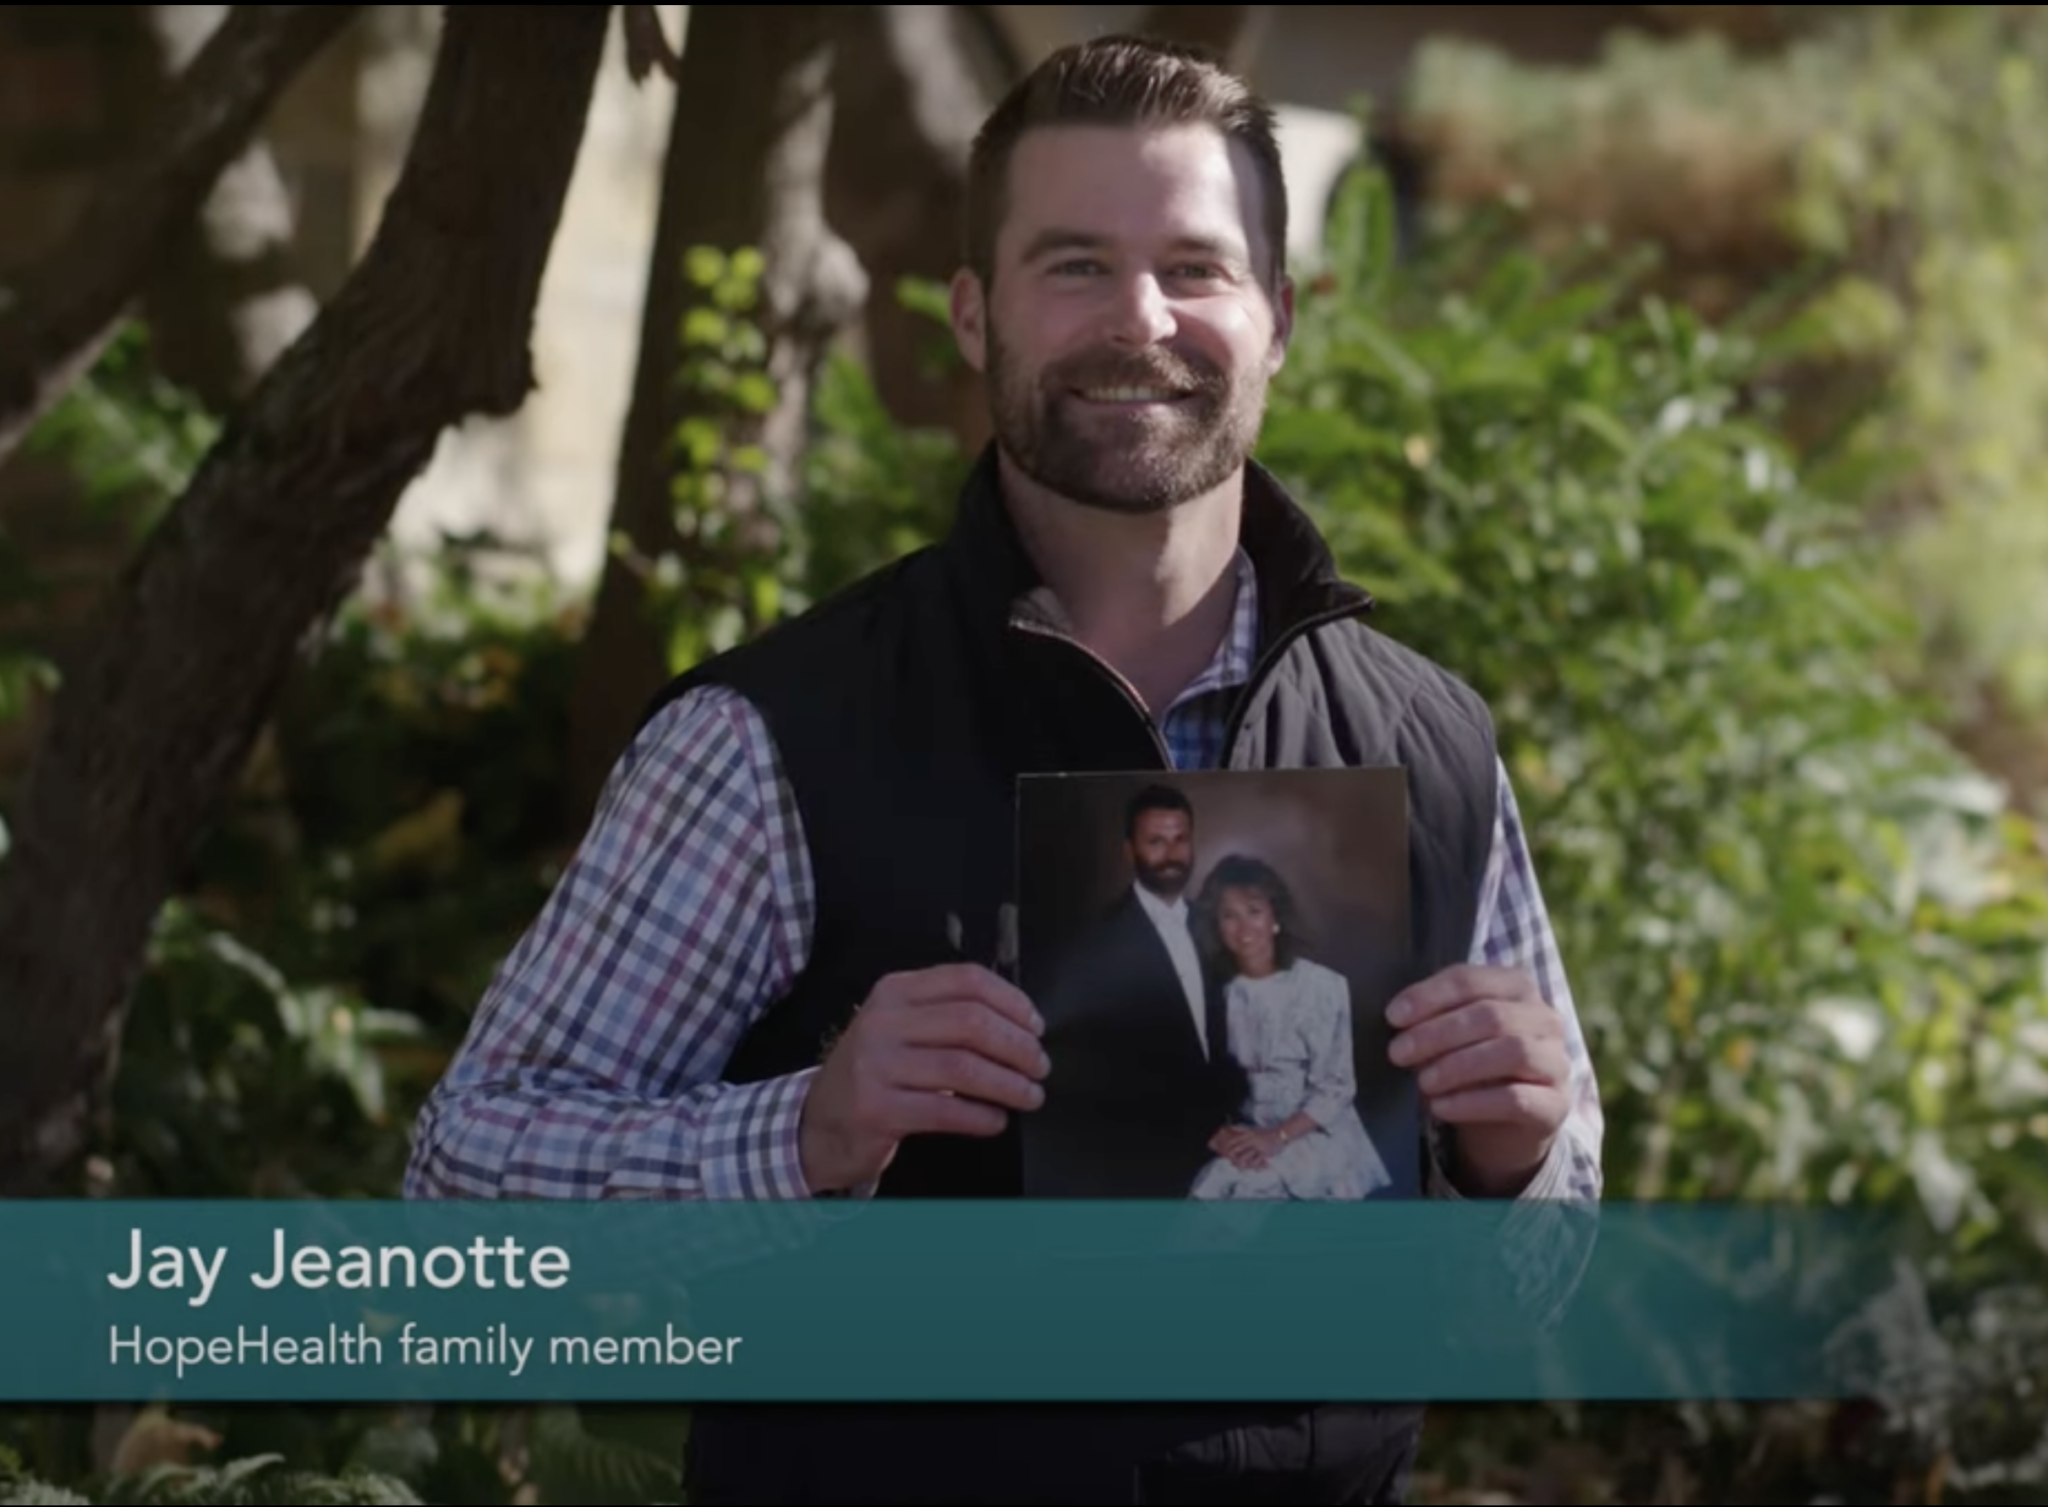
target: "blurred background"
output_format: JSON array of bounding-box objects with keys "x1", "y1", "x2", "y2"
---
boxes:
[{"x1": 1, "y1": 4, "x2": 2045, "y2": 1503}]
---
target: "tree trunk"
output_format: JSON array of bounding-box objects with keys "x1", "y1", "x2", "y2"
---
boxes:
[
  {"x1": 563, "y1": 5, "x2": 867, "y2": 830},
  {"x1": 1137, "y1": 4, "x2": 1274, "y2": 67},
  {"x1": 0, "y1": 4, "x2": 613, "y2": 1197},
  {"x1": 0, "y1": 5, "x2": 358, "y2": 475},
  {"x1": 825, "y1": 5, "x2": 1008, "y2": 446},
  {"x1": 135, "y1": 4, "x2": 324, "y2": 407}
]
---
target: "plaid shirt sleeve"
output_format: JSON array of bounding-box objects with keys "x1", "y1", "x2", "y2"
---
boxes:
[
  {"x1": 402, "y1": 685, "x2": 822, "y2": 1202},
  {"x1": 1423, "y1": 758, "x2": 1605, "y2": 1328}
]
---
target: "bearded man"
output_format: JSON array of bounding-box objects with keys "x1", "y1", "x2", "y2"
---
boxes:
[{"x1": 406, "y1": 31, "x2": 1605, "y2": 1507}]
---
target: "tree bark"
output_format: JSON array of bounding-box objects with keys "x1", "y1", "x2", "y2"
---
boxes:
[
  {"x1": 825, "y1": 5, "x2": 1008, "y2": 445},
  {"x1": 0, "y1": 4, "x2": 613, "y2": 1196},
  {"x1": 1137, "y1": 4, "x2": 1274, "y2": 67},
  {"x1": 135, "y1": 4, "x2": 325, "y2": 407},
  {"x1": 563, "y1": 5, "x2": 867, "y2": 830},
  {"x1": 620, "y1": 2, "x2": 681, "y2": 82},
  {"x1": 0, "y1": 4, "x2": 358, "y2": 473}
]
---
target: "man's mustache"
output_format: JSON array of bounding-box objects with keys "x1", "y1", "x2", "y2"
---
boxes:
[{"x1": 1049, "y1": 349, "x2": 1219, "y2": 395}]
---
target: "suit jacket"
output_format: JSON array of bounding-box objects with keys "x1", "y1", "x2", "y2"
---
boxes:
[{"x1": 1023, "y1": 887, "x2": 1241, "y2": 1197}]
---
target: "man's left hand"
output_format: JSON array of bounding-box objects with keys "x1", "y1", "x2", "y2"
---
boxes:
[{"x1": 1386, "y1": 964, "x2": 1571, "y2": 1197}]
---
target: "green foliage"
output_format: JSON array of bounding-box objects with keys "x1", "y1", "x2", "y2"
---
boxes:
[
  {"x1": 1275, "y1": 163, "x2": 2048, "y2": 1502},
  {"x1": 18, "y1": 324, "x2": 220, "y2": 532},
  {"x1": 0, "y1": 323, "x2": 216, "y2": 742},
  {"x1": 520, "y1": 1407, "x2": 681, "y2": 1505},
  {"x1": 641, "y1": 244, "x2": 794, "y2": 670},
  {"x1": 95, "y1": 562, "x2": 583, "y2": 1198},
  {"x1": 636, "y1": 250, "x2": 973, "y2": 675},
  {"x1": 1272, "y1": 169, "x2": 2048, "y2": 1250},
  {"x1": 0, "y1": 1484, "x2": 93, "y2": 1506},
  {"x1": 1407, "y1": 25, "x2": 1836, "y2": 223},
  {"x1": 1406, "y1": 5, "x2": 2048, "y2": 787},
  {"x1": 796, "y1": 329, "x2": 968, "y2": 605},
  {"x1": 0, "y1": 1406, "x2": 687, "y2": 1507},
  {"x1": 95, "y1": 1454, "x2": 421, "y2": 1506},
  {"x1": 0, "y1": 1453, "x2": 418, "y2": 1507},
  {"x1": 0, "y1": 1436, "x2": 424, "y2": 1507},
  {"x1": 1788, "y1": 6, "x2": 2048, "y2": 728},
  {"x1": 0, "y1": 1443, "x2": 88, "y2": 1505},
  {"x1": 636, "y1": 256, "x2": 968, "y2": 652},
  {"x1": 111, "y1": 899, "x2": 424, "y2": 1197}
]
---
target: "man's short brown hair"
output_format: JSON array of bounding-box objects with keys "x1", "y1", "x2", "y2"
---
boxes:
[{"x1": 963, "y1": 34, "x2": 1289, "y2": 291}]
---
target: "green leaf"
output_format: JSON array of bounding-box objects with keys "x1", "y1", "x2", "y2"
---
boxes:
[
  {"x1": 730, "y1": 372, "x2": 776, "y2": 415},
  {"x1": 680, "y1": 307, "x2": 728, "y2": 348},
  {"x1": 682, "y1": 246, "x2": 725, "y2": 287}
]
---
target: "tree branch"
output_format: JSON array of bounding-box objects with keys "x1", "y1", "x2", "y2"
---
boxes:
[
  {"x1": 0, "y1": 4, "x2": 361, "y2": 471},
  {"x1": 563, "y1": 5, "x2": 867, "y2": 830},
  {"x1": 0, "y1": 4, "x2": 614, "y2": 1196},
  {"x1": 136, "y1": 4, "x2": 324, "y2": 406},
  {"x1": 825, "y1": 4, "x2": 1006, "y2": 442},
  {"x1": 621, "y1": 3, "x2": 681, "y2": 82}
]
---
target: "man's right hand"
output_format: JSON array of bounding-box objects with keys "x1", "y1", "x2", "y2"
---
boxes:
[
  {"x1": 1209, "y1": 1125, "x2": 1269, "y2": 1170},
  {"x1": 797, "y1": 963, "x2": 1050, "y2": 1195}
]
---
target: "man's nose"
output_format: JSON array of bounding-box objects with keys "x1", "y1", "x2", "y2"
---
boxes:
[{"x1": 1105, "y1": 273, "x2": 1176, "y2": 346}]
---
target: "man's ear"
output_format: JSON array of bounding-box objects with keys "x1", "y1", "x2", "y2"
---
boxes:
[
  {"x1": 950, "y1": 267, "x2": 988, "y2": 374},
  {"x1": 1267, "y1": 272, "x2": 1296, "y2": 376}
]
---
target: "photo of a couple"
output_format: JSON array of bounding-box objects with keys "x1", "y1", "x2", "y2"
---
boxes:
[{"x1": 1015, "y1": 769, "x2": 1418, "y2": 1202}]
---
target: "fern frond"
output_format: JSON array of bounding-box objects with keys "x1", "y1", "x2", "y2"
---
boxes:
[
  {"x1": 98, "y1": 1455, "x2": 421, "y2": 1506},
  {"x1": 260, "y1": 1468, "x2": 423, "y2": 1506},
  {"x1": 0, "y1": 1441, "x2": 87, "y2": 1505},
  {"x1": 0, "y1": 1482, "x2": 93, "y2": 1506},
  {"x1": 527, "y1": 1407, "x2": 680, "y2": 1504}
]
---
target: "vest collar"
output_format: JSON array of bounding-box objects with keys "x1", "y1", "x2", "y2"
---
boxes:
[{"x1": 940, "y1": 442, "x2": 1375, "y2": 648}]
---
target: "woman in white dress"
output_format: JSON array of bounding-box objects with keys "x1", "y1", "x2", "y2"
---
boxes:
[{"x1": 1187, "y1": 854, "x2": 1394, "y2": 1201}]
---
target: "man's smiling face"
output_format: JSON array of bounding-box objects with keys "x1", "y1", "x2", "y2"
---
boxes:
[{"x1": 950, "y1": 120, "x2": 1293, "y2": 515}]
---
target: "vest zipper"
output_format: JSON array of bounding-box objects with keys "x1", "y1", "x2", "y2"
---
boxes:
[
  {"x1": 1008, "y1": 617, "x2": 1174, "y2": 768},
  {"x1": 1220, "y1": 602, "x2": 1373, "y2": 765}
]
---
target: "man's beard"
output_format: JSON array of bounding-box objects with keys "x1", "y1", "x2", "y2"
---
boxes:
[
  {"x1": 1137, "y1": 859, "x2": 1190, "y2": 896},
  {"x1": 986, "y1": 323, "x2": 1270, "y2": 515}
]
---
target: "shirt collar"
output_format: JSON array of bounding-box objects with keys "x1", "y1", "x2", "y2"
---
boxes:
[
  {"x1": 1013, "y1": 546, "x2": 1261, "y2": 715},
  {"x1": 1174, "y1": 547, "x2": 1260, "y2": 707},
  {"x1": 1133, "y1": 880, "x2": 1190, "y2": 923}
]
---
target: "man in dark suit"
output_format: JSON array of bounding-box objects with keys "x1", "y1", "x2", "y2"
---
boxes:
[{"x1": 1024, "y1": 784, "x2": 1246, "y2": 1197}]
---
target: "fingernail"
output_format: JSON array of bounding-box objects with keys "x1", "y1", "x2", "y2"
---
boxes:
[
  {"x1": 1037, "y1": 1050, "x2": 1052, "y2": 1077},
  {"x1": 1388, "y1": 998, "x2": 1413, "y2": 1026},
  {"x1": 1388, "y1": 1038, "x2": 1411, "y2": 1065},
  {"x1": 1030, "y1": 1012, "x2": 1045, "y2": 1035},
  {"x1": 1419, "y1": 1068, "x2": 1439, "y2": 1093}
]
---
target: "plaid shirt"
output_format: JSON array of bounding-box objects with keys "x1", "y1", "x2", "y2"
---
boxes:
[{"x1": 406, "y1": 550, "x2": 1603, "y2": 1318}]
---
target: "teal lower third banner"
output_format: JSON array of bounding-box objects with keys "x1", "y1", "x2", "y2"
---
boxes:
[{"x1": 0, "y1": 1199, "x2": 1936, "y2": 1403}]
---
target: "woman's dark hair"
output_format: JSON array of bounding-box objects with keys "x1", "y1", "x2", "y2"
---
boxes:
[{"x1": 1192, "y1": 853, "x2": 1309, "y2": 976}]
